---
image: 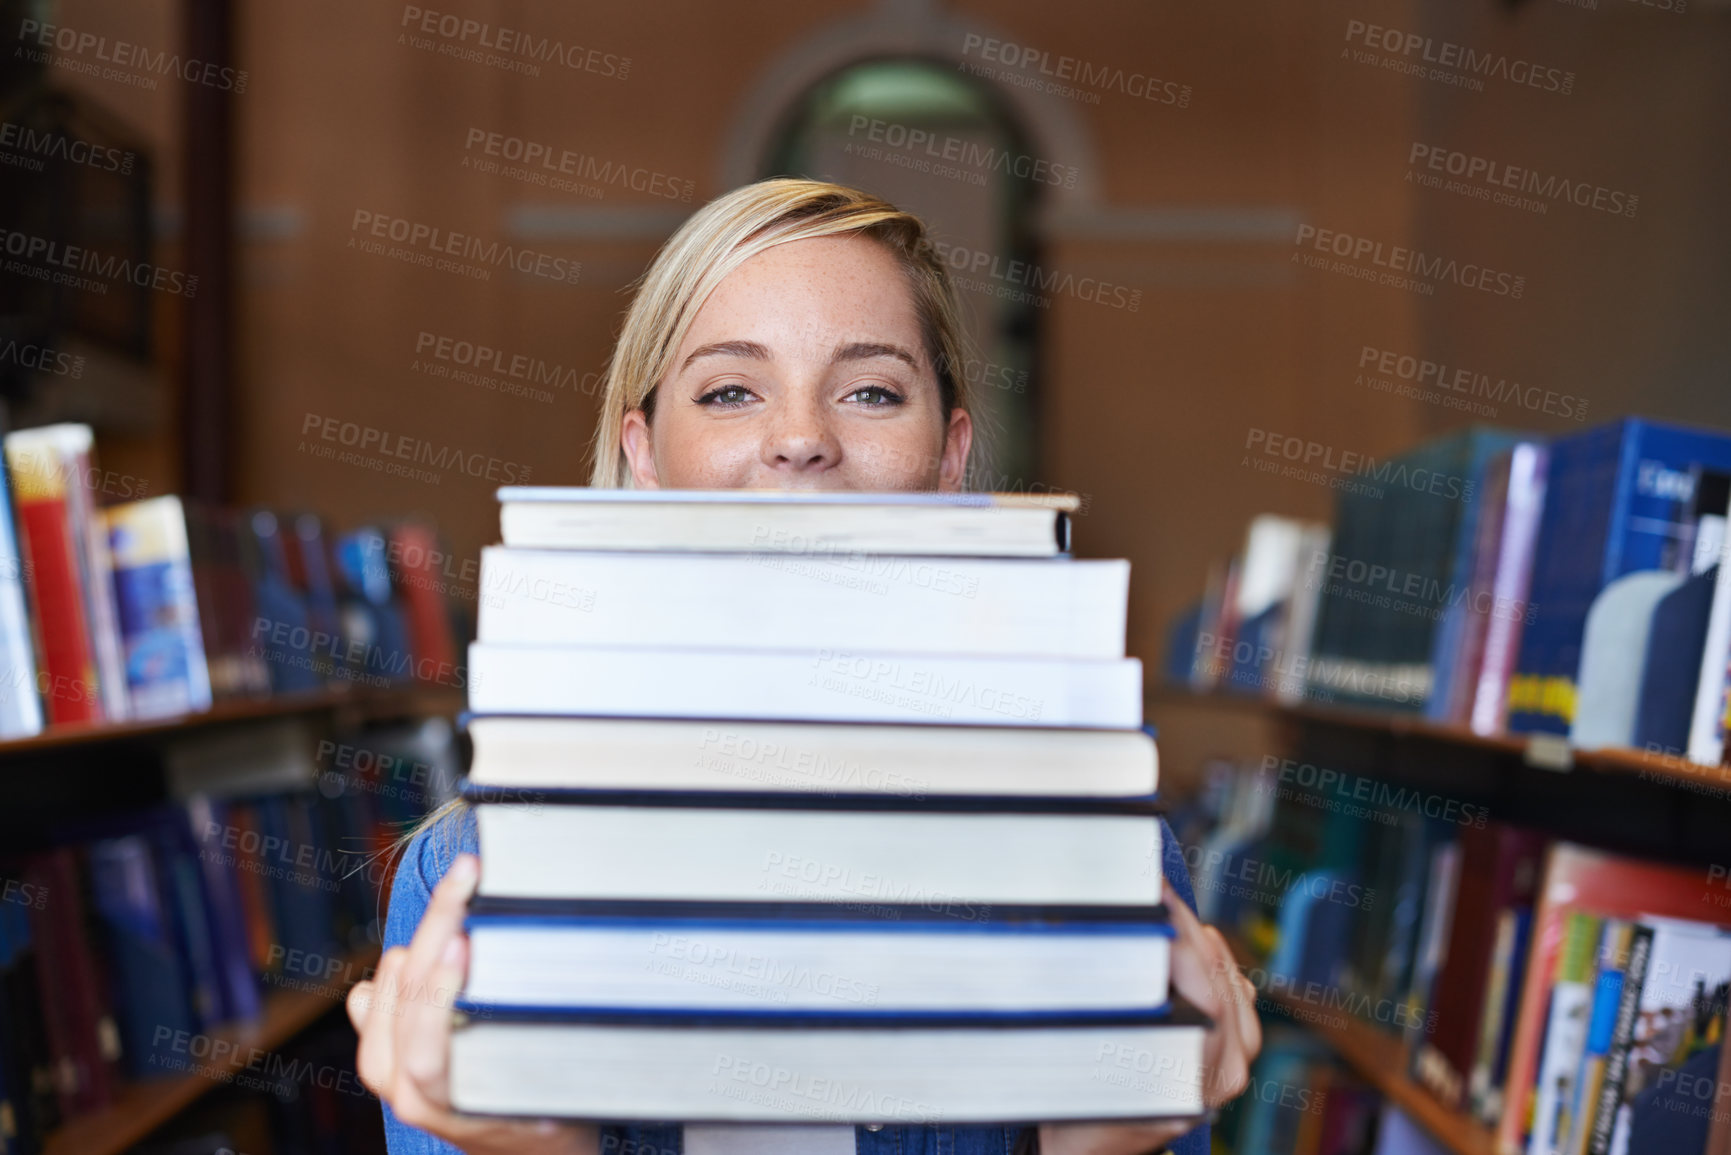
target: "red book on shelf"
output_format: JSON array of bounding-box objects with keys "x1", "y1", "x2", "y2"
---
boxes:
[
  {"x1": 1415, "y1": 821, "x2": 1547, "y2": 1110},
  {"x1": 389, "y1": 522, "x2": 457, "y2": 682},
  {"x1": 25, "y1": 850, "x2": 117, "y2": 1115},
  {"x1": 1496, "y1": 842, "x2": 1731, "y2": 1155},
  {"x1": 8, "y1": 461, "x2": 101, "y2": 724}
]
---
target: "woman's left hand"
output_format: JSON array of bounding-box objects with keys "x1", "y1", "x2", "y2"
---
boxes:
[{"x1": 1036, "y1": 898, "x2": 1262, "y2": 1154}]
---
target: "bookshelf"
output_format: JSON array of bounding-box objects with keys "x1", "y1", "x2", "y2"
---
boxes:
[
  {"x1": 4, "y1": 679, "x2": 459, "y2": 1153},
  {"x1": 1225, "y1": 934, "x2": 1498, "y2": 1155},
  {"x1": 1156, "y1": 688, "x2": 1731, "y2": 1154},
  {"x1": 1148, "y1": 688, "x2": 1731, "y2": 867},
  {"x1": 1146, "y1": 686, "x2": 1731, "y2": 788},
  {"x1": 41, "y1": 945, "x2": 382, "y2": 1155},
  {"x1": 0, "y1": 683, "x2": 463, "y2": 761}
]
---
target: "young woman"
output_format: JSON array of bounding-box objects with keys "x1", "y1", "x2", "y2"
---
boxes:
[{"x1": 348, "y1": 178, "x2": 1262, "y2": 1155}]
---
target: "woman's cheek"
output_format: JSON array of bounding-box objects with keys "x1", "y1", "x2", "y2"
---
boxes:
[
  {"x1": 659, "y1": 423, "x2": 759, "y2": 487},
  {"x1": 843, "y1": 429, "x2": 944, "y2": 489}
]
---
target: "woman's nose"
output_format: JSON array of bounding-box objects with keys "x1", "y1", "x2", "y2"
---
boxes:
[{"x1": 761, "y1": 395, "x2": 840, "y2": 474}]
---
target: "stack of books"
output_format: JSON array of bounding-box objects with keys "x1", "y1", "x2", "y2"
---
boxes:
[{"x1": 448, "y1": 487, "x2": 1205, "y2": 1125}]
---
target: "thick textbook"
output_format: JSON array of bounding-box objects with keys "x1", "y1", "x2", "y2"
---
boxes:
[
  {"x1": 462, "y1": 909, "x2": 1172, "y2": 1015},
  {"x1": 464, "y1": 715, "x2": 1158, "y2": 797},
  {"x1": 467, "y1": 642, "x2": 1143, "y2": 728},
  {"x1": 496, "y1": 487, "x2": 1078, "y2": 557},
  {"x1": 477, "y1": 547, "x2": 1130, "y2": 659},
  {"x1": 473, "y1": 797, "x2": 1163, "y2": 907},
  {"x1": 448, "y1": 1011, "x2": 1206, "y2": 1123}
]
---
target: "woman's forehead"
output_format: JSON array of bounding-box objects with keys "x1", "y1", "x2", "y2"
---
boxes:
[{"x1": 680, "y1": 237, "x2": 924, "y2": 355}]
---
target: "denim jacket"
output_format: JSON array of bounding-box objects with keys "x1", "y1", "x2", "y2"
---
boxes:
[{"x1": 380, "y1": 810, "x2": 1209, "y2": 1155}]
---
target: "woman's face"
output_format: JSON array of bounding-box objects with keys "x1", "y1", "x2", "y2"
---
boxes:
[{"x1": 621, "y1": 235, "x2": 972, "y2": 491}]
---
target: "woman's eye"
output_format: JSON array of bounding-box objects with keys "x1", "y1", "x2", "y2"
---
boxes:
[
  {"x1": 847, "y1": 385, "x2": 905, "y2": 407},
  {"x1": 696, "y1": 384, "x2": 756, "y2": 408}
]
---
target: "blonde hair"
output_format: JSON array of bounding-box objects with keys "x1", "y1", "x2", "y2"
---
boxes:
[
  {"x1": 396, "y1": 178, "x2": 979, "y2": 867},
  {"x1": 587, "y1": 176, "x2": 979, "y2": 487}
]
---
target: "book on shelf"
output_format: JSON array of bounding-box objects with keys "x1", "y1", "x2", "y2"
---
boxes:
[
  {"x1": 105, "y1": 496, "x2": 214, "y2": 720},
  {"x1": 1509, "y1": 418, "x2": 1731, "y2": 737},
  {"x1": 0, "y1": 421, "x2": 470, "y2": 742},
  {"x1": 1496, "y1": 842, "x2": 1731, "y2": 1155},
  {"x1": 1569, "y1": 570, "x2": 1682, "y2": 751},
  {"x1": 0, "y1": 711, "x2": 455, "y2": 1141},
  {"x1": 1688, "y1": 485, "x2": 1731, "y2": 765},
  {"x1": 5, "y1": 425, "x2": 114, "y2": 725},
  {"x1": 453, "y1": 487, "x2": 1200, "y2": 1124},
  {"x1": 1632, "y1": 563, "x2": 1718, "y2": 755},
  {"x1": 1303, "y1": 428, "x2": 1526, "y2": 715},
  {"x1": 1166, "y1": 415, "x2": 1731, "y2": 777},
  {"x1": 1456, "y1": 442, "x2": 1548, "y2": 736},
  {"x1": 0, "y1": 417, "x2": 41, "y2": 740}
]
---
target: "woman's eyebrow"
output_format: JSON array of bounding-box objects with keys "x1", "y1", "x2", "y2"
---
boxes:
[
  {"x1": 830, "y1": 341, "x2": 919, "y2": 370},
  {"x1": 679, "y1": 339, "x2": 919, "y2": 373},
  {"x1": 679, "y1": 339, "x2": 771, "y2": 373}
]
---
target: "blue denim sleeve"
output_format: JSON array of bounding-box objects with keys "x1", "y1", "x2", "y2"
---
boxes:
[
  {"x1": 1159, "y1": 815, "x2": 1209, "y2": 1155},
  {"x1": 380, "y1": 810, "x2": 479, "y2": 1155}
]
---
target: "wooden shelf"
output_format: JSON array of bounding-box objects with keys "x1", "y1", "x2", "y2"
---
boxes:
[
  {"x1": 1225, "y1": 936, "x2": 1497, "y2": 1155},
  {"x1": 0, "y1": 682, "x2": 462, "y2": 761},
  {"x1": 42, "y1": 946, "x2": 381, "y2": 1155},
  {"x1": 1150, "y1": 687, "x2": 1731, "y2": 795}
]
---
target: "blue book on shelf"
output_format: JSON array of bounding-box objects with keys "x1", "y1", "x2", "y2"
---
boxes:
[
  {"x1": 1163, "y1": 601, "x2": 1204, "y2": 687},
  {"x1": 1225, "y1": 603, "x2": 1282, "y2": 695},
  {"x1": 1424, "y1": 429, "x2": 1533, "y2": 723},
  {"x1": 0, "y1": 420, "x2": 42, "y2": 740},
  {"x1": 87, "y1": 835, "x2": 198, "y2": 1078},
  {"x1": 335, "y1": 527, "x2": 413, "y2": 684},
  {"x1": 253, "y1": 796, "x2": 339, "y2": 961},
  {"x1": 156, "y1": 838, "x2": 225, "y2": 1032},
  {"x1": 1509, "y1": 418, "x2": 1731, "y2": 734},
  {"x1": 182, "y1": 798, "x2": 262, "y2": 1024},
  {"x1": 1632, "y1": 565, "x2": 1717, "y2": 755},
  {"x1": 245, "y1": 512, "x2": 322, "y2": 693},
  {"x1": 106, "y1": 497, "x2": 213, "y2": 719}
]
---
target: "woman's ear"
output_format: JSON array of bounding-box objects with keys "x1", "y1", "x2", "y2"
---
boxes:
[
  {"x1": 937, "y1": 408, "x2": 973, "y2": 492},
  {"x1": 620, "y1": 408, "x2": 661, "y2": 489}
]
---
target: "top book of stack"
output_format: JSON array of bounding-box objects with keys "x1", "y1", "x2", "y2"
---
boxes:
[{"x1": 495, "y1": 487, "x2": 1079, "y2": 557}]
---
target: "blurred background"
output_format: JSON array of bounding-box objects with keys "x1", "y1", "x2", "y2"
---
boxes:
[{"x1": 3, "y1": 1, "x2": 1731, "y2": 1154}]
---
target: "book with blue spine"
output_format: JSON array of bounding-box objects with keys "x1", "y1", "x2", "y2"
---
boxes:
[
  {"x1": 461, "y1": 904, "x2": 1174, "y2": 1018},
  {"x1": 105, "y1": 496, "x2": 214, "y2": 720},
  {"x1": 1424, "y1": 429, "x2": 1532, "y2": 723},
  {"x1": 1508, "y1": 418, "x2": 1731, "y2": 735},
  {"x1": 1307, "y1": 430, "x2": 1517, "y2": 713},
  {"x1": 0, "y1": 417, "x2": 42, "y2": 740},
  {"x1": 85, "y1": 835, "x2": 198, "y2": 1078}
]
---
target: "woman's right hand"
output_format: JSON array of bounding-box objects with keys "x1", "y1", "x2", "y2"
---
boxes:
[{"x1": 348, "y1": 852, "x2": 597, "y2": 1155}]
